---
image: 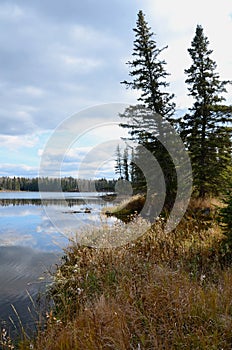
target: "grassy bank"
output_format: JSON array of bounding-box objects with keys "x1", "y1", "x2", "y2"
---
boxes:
[
  {"x1": 103, "y1": 194, "x2": 146, "y2": 221},
  {"x1": 17, "y1": 197, "x2": 232, "y2": 349}
]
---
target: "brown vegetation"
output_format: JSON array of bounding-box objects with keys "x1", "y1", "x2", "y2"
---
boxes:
[{"x1": 17, "y1": 198, "x2": 232, "y2": 350}]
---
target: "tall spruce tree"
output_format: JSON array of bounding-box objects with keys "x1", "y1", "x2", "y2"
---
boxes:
[
  {"x1": 120, "y1": 10, "x2": 177, "y2": 208},
  {"x1": 121, "y1": 10, "x2": 175, "y2": 118},
  {"x1": 181, "y1": 25, "x2": 232, "y2": 197}
]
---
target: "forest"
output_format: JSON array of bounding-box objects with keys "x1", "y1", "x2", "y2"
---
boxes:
[{"x1": 0, "y1": 176, "x2": 116, "y2": 192}]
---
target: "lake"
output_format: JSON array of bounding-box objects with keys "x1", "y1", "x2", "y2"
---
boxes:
[{"x1": 0, "y1": 191, "x2": 115, "y2": 338}]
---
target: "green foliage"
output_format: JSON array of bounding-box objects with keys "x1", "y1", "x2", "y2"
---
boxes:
[
  {"x1": 121, "y1": 10, "x2": 175, "y2": 118},
  {"x1": 114, "y1": 144, "x2": 123, "y2": 178},
  {"x1": 120, "y1": 12, "x2": 177, "y2": 208},
  {"x1": 0, "y1": 176, "x2": 117, "y2": 192},
  {"x1": 119, "y1": 17, "x2": 232, "y2": 201},
  {"x1": 181, "y1": 25, "x2": 232, "y2": 197},
  {"x1": 122, "y1": 146, "x2": 129, "y2": 181},
  {"x1": 114, "y1": 145, "x2": 130, "y2": 181}
]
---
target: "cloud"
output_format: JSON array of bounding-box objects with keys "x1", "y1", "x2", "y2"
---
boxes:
[
  {"x1": 61, "y1": 54, "x2": 103, "y2": 73},
  {"x1": 17, "y1": 85, "x2": 45, "y2": 97},
  {"x1": 142, "y1": 0, "x2": 232, "y2": 107},
  {"x1": 0, "y1": 134, "x2": 39, "y2": 149},
  {"x1": 145, "y1": 0, "x2": 232, "y2": 33},
  {"x1": 70, "y1": 24, "x2": 122, "y2": 51},
  {"x1": 39, "y1": 142, "x2": 118, "y2": 179},
  {"x1": 0, "y1": 0, "x2": 231, "y2": 177},
  {"x1": 38, "y1": 105, "x2": 131, "y2": 178},
  {"x1": 0, "y1": 3, "x2": 137, "y2": 136},
  {"x1": 0, "y1": 163, "x2": 38, "y2": 177},
  {"x1": 0, "y1": 106, "x2": 40, "y2": 135},
  {"x1": 0, "y1": 3, "x2": 24, "y2": 21}
]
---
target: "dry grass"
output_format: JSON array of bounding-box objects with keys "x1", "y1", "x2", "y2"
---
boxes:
[
  {"x1": 103, "y1": 194, "x2": 146, "y2": 220},
  {"x1": 19, "y1": 198, "x2": 232, "y2": 350}
]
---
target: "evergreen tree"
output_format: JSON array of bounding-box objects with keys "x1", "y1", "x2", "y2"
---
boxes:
[
  {"x1": 181, "y1": 25, "x2": 232, "y2": 197},
  {"x1": 122, "y1": 146, "x2": 129, "y2": 181},
  {"x1": 115, "y1": 145, "x2": 123, "y2": 179},
  {"x1": 121, "y1": 10, "x2": 175, "y2": 118},
  {"x1": 120, "y1": 10, "x2": 177, "y2": 209}
]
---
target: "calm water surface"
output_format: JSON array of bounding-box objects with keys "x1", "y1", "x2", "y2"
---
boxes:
[{"x1": 0, "y1": 191, "x2": 115, "y2": 337}]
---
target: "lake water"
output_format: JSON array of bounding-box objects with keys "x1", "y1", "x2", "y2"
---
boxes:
[{"x1": 0, "y1": 191, "x2": 115, "y2": 338}]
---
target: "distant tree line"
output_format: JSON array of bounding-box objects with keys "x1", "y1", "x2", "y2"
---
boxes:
[
  {"x1": 0, "y1": 176, "x2": 116, "y2": 192},
  {"x1": 116, "y1": 11, "x2": 232, "y2": 200}
]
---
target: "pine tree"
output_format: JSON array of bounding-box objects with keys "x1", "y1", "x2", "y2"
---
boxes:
[
  {"x1": 181, "y1": 25, "x2": 232, "y2": 197},
  {"x1": 120, "y1": 11, "x2": 177, "y2": 208},
  {"x1": 121, "y1": 10, "x2": 175, "y2": 118},
  {"x1": 122, "y1": 146, "x2": 129, "y2": 181},
  {"x1": 115, "y1": 145, "x2": 123, "y2": 179}
]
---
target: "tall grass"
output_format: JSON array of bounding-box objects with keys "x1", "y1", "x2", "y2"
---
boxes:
[{"x1": 20, "y1": 198, "x2": 232, "y2": 349}]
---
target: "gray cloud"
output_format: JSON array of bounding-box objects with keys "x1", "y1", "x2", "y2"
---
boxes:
[
  {"x1": 13, "y1": 0, "x2": 137, "y2": 32},
  {"x1": 0, "y1": 163, "x2": 38, "y2": 177},
  {"x1": 1, "y1": 0, "x2": 230, "y2": 177},
  {"x1": 0, "y1": 1, "x2": 139, "y2": 136}
]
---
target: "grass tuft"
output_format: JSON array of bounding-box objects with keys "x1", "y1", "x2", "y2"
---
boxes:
[{"x1": 103, "y1": 194, "x2": 146, "y2": 221}]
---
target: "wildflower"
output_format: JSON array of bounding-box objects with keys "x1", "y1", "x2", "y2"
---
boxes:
[
  {"x1": 77, "y1": 287, "x2": 83, "y2": 295},
  {"x1": 200, "y1": 274, "x2": 206, "y2": 283}
]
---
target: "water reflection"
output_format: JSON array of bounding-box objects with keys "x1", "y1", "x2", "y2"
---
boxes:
[
  {"x1": 0, "y1": 197, "x2": 101, "y2": 207},
  {"x1": 0, "y1": 245, "x2": 59, "y2": 338},
  {"x1": 0, "y1": 205, "x2": 68, "y2": 250},
  {"x1": 0, "y1": 192, "x2": 116, "y2": 338}
]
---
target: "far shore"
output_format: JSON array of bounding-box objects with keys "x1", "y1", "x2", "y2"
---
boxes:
[{"x1": 0, "y1": 189, "x2": 23, "y2": 192}]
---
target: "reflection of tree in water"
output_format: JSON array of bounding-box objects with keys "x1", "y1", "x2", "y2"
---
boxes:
[
  {"x1": 0, "y1": 198, "x2": 109, "y2": 207},
  {"x1": 0, "y1": 198, "x2": 83, "y2": 207}
]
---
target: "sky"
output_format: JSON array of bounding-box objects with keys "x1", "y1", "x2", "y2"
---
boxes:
[{"x1": 0, "y1": 0, "x2": 232, "y2": 179}]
